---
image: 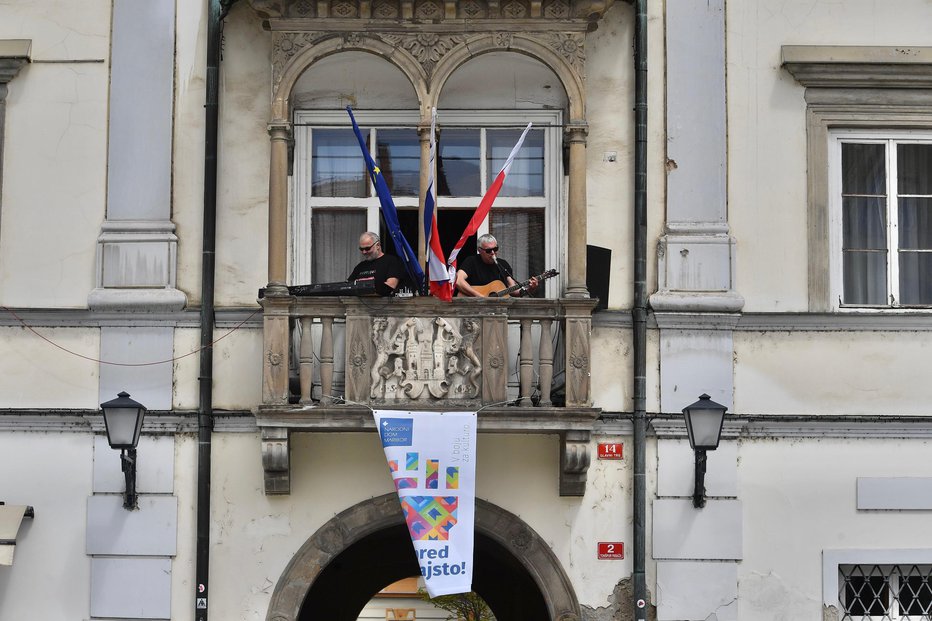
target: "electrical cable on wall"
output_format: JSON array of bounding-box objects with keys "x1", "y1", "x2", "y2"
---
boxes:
[{"x1": 0, "y1": 305, "x2": 261, "y2": 367}]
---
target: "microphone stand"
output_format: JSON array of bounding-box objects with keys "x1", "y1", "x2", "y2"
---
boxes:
[{"x1": 493, "y1": 257, "x2": 525, "y2": 297}]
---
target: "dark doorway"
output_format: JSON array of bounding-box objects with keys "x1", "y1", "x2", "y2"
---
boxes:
[
  {"x1": 268, "y1": 495, "x2": 580, "y2": 621},
  {"x1": 299, "y1": 524, "x2": 549, "y2": 621}
]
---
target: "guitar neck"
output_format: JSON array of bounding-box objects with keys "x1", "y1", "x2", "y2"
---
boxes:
[{"x1": 498, "y1": 271, "x2": 550, "y2": 297}]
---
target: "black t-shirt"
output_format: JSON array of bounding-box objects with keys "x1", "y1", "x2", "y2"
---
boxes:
[
  {"x1": 349, "y1": 253, "x2": 406, "y2": 296},
  {"x1": 458, "y1": 254, "x2": 514, "y2": 288}
]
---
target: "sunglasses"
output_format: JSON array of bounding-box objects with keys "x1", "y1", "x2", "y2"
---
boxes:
[
  {"x1": 480, "y1": 247, "x2": 499, "y2": 254},
  {"x1": 359, "y1": 243, "x2": 377, "y2": 252}
]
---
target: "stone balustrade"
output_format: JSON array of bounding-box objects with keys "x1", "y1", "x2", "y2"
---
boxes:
[{"x1": 257, "y1": 292, "x2": 598, "y2": 495}]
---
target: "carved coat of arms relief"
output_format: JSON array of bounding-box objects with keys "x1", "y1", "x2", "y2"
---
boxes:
[{"x1": 370, "y1": 316, "x2": 482, "y2": 401}]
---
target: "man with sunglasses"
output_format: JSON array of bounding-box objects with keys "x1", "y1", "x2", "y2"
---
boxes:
[
  {"x1": 455, "y1": 234, "x2": 539, "y2": 297},
  {"x1": 348, "y1": 232, "x2": 406, "y2": 296}
]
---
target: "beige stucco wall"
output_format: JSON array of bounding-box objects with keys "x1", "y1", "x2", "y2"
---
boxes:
[
  {"x1": 0, "y1": 2, "x2": 110, "y2": 308},
  {"x1": 0, "y1": 431, "x2": 198, "y2": 621},
  {"x1": 0, "y1": 62, "x2": 108, "y2": 307},
  {"x1": 591, "y1": 324, "x2": 661, "y2": 413},
  {"x1": 0, "y1": 327, "x2": 99, "y2": 408},
  {"x1": 3, "y1": 1, "x2": 932, "y2": 619},
  {"x1": 174, "y1": 2, "x2": 271, "y2": 308},
  {"x1": 0, "y1": 1, "x2": 110, "y2": 59},
  {"x1": 170, "y1": 435, "x2": 199, "y2": 621},
  {"x1": 207, "y1": 431, "x2": 638, "y2": 616},
  {"x1": 214, "y1": 7, "x2": 272, "y2": 308},
  {"x1": 734, "y1": 330, "x2": 932, "y2": 415},
  {"x1": 727, "y1": 0, "x2": 932, "y2": 312},
  {"x1": 173, "y1": 0, "x2": 208, "y2": 306},
  {"x1": 0, "y1": 432, "x2": 95, "y2": 620},
  {"x1": 585, "y1": 1, "x2": 635, "y2": 310},
  {"x1": 738, "y1": 437, "x2": 932, "y2": 619},
  {"x1": 172, "y1": 326, "x2": 263, "y2": 411},
  {"x1": 575, "y1": 0, "x2": 666, "y2": 310}
]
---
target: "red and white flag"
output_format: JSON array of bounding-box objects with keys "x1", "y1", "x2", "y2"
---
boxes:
[
  {"x1": 424, "y1": 109, "x2": 453, "y2": 301},
  {"x1": 447, "y1": 122, "x2": 533, "y2": 272}
]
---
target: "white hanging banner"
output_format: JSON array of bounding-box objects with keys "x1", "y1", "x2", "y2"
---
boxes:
[{"x1": 374, "y1": 409, "x2": 477, "y2": 597}]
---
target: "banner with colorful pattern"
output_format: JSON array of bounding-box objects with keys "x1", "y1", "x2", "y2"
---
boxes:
[{"x1": 374, "y1": 410, "x2": 477, "y2": 598}]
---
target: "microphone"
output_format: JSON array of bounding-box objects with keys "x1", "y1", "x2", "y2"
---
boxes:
[
  {"x1": 493, "y1": 255, "x2": 510, "y2": 279},
  {"x1": 492, "y1": 255, "x2": 521, "y2": 297}
]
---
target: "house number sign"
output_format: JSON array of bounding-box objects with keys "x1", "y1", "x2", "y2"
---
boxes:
[
  {"x1": 597, "y1": 542, "x2": 624, "y2": 559},
  {"x1": 597, "y1": 443, "x2": 623, "y2": 459}
]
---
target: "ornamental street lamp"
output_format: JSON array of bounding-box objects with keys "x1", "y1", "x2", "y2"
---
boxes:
[
  {"x1": 682, "y1": 393, "x2": 728, "y2": 508},
  {"x1": 100, "y1": 391, "x2": 147, "y2": 510}
]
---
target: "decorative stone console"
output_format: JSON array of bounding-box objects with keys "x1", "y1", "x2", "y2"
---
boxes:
[{"x1": 257, "y1": 295, "x2": 599, "y2": 496}]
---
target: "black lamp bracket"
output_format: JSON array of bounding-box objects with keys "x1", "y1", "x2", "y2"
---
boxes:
[
  {"x1": 121, "y1": 448, "x2": 138, "y2": 510},
  {"x1": 693, "y1": 449, "x2": 707, "y2": 509}
]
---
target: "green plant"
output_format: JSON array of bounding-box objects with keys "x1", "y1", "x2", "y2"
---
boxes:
[{"x1": 418, "y1": 589, "x2": 496, "y2": 621}]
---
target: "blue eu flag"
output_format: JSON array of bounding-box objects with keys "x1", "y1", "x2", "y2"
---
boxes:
[{"x1": 346, "y1": 107, "x2": 425, "y2": 291}]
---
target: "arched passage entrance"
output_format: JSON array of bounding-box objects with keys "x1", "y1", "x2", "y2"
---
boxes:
[{"x1": 266, "y1": 494, "x2": 581, "y2": 621}]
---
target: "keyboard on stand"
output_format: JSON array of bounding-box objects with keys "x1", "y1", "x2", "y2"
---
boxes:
[{"x1": 258, "y1": 280, "x2": 377, "y2": 298}]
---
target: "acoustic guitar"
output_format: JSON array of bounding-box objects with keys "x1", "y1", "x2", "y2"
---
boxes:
[{"x1": 472, "y1": 269, "x2": 559, "y2": 298}]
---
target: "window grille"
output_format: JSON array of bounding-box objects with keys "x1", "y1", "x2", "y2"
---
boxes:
[{"x1": 840, "y1": 564, "x2": 932, "y2": 620}]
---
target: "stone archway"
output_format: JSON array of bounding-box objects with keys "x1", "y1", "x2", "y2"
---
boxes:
[{"x1": 266, "y1": 493, "x2": 581, "y2": 621}]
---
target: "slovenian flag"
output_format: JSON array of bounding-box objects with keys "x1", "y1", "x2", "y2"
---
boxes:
[
  {"x1": 447, "y1": 122, "x2": 533, "y2": 273},
  {"x1": 424, "y1": 109, "x2": 453, "y2": 301},
  {"x1": 346, "y1": 106, "x2": 425, "y2": 292}
]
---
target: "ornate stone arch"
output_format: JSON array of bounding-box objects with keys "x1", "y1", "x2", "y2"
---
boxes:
[
  {"x1": 265, "y1": 493, "x2": 582, "y2": 621},
  {"x1": 271, "y1": 33, "x2": 430, "y2": 121},
  {"x1": 262, "y1": 20, "x2": 593, "y2": 296},
  {"x1": 430, "y1": 32, "x2": 587, "y2": 122}
]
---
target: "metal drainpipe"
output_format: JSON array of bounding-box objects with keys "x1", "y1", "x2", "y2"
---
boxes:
[
  {"x1": 196, "y1": 1, "x2": 232, "y2": 619},
  {"x1": 632, "y1": 0, "x2": 649, "y2": 619}
]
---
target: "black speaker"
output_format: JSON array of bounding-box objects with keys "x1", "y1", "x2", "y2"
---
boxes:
[{"x1": 586, "y1": 245, "x2": 611, "y2": 312}]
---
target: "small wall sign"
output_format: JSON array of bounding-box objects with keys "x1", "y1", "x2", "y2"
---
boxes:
[
  {"x1": 598, "y1": 443, "x2": 623, "y2": 459},
  {"x1": 598, "y1": 542, "x2": 624, "y2": 559}
]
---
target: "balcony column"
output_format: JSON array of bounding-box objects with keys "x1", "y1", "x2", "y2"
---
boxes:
[
  {"x1": 482, "y1": 313, "x2": 509, "y2": 404},
  {"x1": 261, "y1": 293, "x2": 291, "y2": 405},
  {"x1": 298, "y1": 318, "x2": 315, "y2": 404},
  {"x1": 518, "y1": 318, "x2": 534, "y2": 407},
  {"x1": 563, "y1": 298, "x2": 596, "y2": 407},
  {"x1": 268, "y1": 120, "x2": 292, "y2": 289},
  {"x1": 343, "y1": 299, "x2": 370, "y2": 405},
  {"x1": 565, "y1": 123, "x2": 589, "y2": 298},
  {"x1": 537, "y1": 320, "x2": 554, "y2": 407}
]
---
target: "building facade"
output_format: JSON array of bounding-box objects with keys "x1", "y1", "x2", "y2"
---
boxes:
[{"x1": 1, "y1": 1, "x2": 932, "y2": 620}]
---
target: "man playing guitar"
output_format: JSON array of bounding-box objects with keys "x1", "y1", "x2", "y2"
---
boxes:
[{"x1": 455, "y1": 234, "x2": 540, "y2": 298}]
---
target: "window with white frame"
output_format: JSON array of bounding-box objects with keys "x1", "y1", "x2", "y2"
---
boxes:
[
  {"x1": 291, "y1": 109, "x2": 563, "y2": 295},
  {"x1": 839, "y1": 564, "x2": 932, "y2": 620},
  {"x1": 830, "y1": 131, "x2": 932, "y2": 308},
  {"x1": 782, "y1": 45, "x2": 932, "y2": 312}
]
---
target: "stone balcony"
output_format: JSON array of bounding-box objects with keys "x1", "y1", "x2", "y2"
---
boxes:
[{"x1": 258, "y1": 293, "x2": 599, "y2": 496}]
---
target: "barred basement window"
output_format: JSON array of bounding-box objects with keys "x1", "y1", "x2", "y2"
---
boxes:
[{"x1": 840, "y1": 564, "x2": 932, "y2": 620}]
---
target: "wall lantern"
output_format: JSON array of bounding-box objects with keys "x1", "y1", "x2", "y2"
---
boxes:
[
  {"x1": 682, "y1": 393, "x2": 728, "y2": 508},
  {"x1": 100, "y1": 391, "x2": 147, "y2": 510}
]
